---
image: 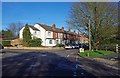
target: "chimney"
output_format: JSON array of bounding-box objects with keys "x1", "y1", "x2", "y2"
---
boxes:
[
  {"x1": 62, "y1": 27, "x2": 64, "y2": 31},
  {"x1": 78, "y1": 32, "x2": 81, "y2": 35},
  {"x1": 68, "y1": 29, "x2": 70, "y2": 33},
  {"x1": 74, "y1": 30, "x2": 76, "y2": 34},
  {"x1": 52, "y1": 24, "x2": 56, "y2": 30}
]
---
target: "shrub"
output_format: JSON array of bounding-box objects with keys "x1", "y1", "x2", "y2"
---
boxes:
[
  {"x1": 57, "y1": 44, "x2": 64, "y2": 47},
  {"x1": 2, "y1": 40, "x2": 11, "y2": 47},
  {"x1": 28, "y1": 38, "x2": 42, "y2": 47}
]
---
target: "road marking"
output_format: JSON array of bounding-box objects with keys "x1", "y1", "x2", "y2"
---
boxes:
[
  {"x1": 30, "y1": 63, "x2": 40, "y2": 67},
  {"x1": 17, "y1": 63, "x2": 23, "y2": 66},
  {"x1": 81, "y1": 72, "x2": 84, "y2": 75},
  {"x1": 66, "y1": 50, "x2": 70, "y2": 51},
  {"x1": 73, "y1": 55, "x2": 79, "y2": 77},
  {"x1": 41, "y1": 54, "x2": 46, "y2": 56},
  {"x1": 73, "y1": 72, "x2": 77, "y2": 76},
  {"x1": 67, "y1": 55, "x2": 70, "y2": 57},
  {"x1": 75, "y1": 64, "x2": 78, "y2": 69},
  {"x1": 76, "y1": 56, "x2": 78, "y2": 62},
  {"x1": 25, "y1": 58, "x2": 30, "y2": 60}
]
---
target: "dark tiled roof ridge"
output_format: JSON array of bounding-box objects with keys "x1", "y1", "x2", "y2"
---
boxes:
[
  {"x1": 27, "y1": 25, "x2": 40, "y2": 31},
  {"x1": 37, "y1": 23, "x2": 76, "y2": 35}
]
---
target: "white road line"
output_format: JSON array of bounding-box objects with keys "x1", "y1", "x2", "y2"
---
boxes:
[
  {"x1": 76, "y1": 56, "x2": 78, "y2": 62},
  {"x1": 66, "y1": 50, "x2": 70, "y2": 51},
  {"x1": 81, "y1": 72, "x2": 84, "y2": 75},
  {"x1": 41, "y1": 54, "x2": 46, "y2": 56},
  {"x1": 73, "y1": 72, "x2": 77, "y2": 76},
  {"x1": 67, "y1": 55, "x2": 70, "y2": 57},
  {"x1": 73, "y1": 55, "x2": 79, "y2": 77},
  {"x1": 75, "y1": 64, "x2": 78, "y2": 69}
]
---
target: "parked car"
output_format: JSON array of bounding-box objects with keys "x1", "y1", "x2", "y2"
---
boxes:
[
  {"x1": 0, "y1": 44, "x2": 4, "y2": 49},
  {"x1": 83, "y1": 44, "x2": 89, "y2": 50},
  {"x1": 78, "y1": 43, "x2": 89, "y2": 50},
  {"x1": 64, "y1": 44, "x2": 72, "y2": 49},
  {"x1": 71, "y1": 44, "x2": 79, "y2": 49}
]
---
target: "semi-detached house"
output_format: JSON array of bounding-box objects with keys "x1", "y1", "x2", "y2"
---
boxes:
[{"x1": 19, "y1": 23, "x2": 88, "y2": 46}]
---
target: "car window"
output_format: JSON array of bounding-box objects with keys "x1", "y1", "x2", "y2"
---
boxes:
[{"x1": 72, "y1": 44, "x2": 75, "y2": 46}]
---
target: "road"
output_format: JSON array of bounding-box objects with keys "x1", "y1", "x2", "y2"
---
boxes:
[{"x1": 1, "y1": 49, "x2": 120, "y2": 77}]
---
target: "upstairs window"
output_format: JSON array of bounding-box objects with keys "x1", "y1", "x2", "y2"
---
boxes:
[
  {"x1": 55, "y1": 33, "x2": 57, "y2": 38},
  {"x1": 48, "y1": 31, "x2": 51, "y2": 36}
]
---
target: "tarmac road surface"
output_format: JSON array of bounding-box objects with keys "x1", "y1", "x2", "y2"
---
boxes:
[{"x1": 1, "y1": 49, "x2": 120, "y2": 77}]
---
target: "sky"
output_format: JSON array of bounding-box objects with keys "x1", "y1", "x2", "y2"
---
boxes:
[{"x1": 2, "y1": 2, "x2": 72, "y2": 31}]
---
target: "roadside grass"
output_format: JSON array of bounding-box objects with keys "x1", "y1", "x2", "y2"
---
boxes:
[{"x1": 78, "y1": 50, "x2": 116, "y2": 57}]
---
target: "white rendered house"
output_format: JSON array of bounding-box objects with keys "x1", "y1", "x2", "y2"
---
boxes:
[{"x1": 19, "y1": 23, "x2": 88, "y2": 46}]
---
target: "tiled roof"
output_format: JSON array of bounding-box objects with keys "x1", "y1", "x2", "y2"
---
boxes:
[
  {"x1": 29, "y1": 26, "x2": 40, "y2": 31},
  {"x1": 38, "y1": 23, "x2": 76, "y2": 35},
  {"x1": 38, "y1": 24, "x2": 62, "y2": 32}
]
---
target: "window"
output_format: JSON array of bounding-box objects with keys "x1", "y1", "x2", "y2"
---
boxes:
[
  {"x1": 48, "y1": 31, "x2": 51, "y2": 36},
  {"x1": 64, "y1": 34, "x2": 66, "y2": 38},
  {"x1": 49, "y1": 40, "x2": 52, "y2": 44},
  {"x1": 55, "y1": 33, "x2": 57, "y2": 38},
  {"x1": 56, "y1": 40, "x2": 59, "y2": 44},
  {"x1": 58, "y1": 33, "x2": 62, "y2": 38},
  {"x1": 33, "y1": 31, "x2": 37, "y2": 35},
  {"x1": 35, "y1": 31, "x2": 36, "y2": 34}
]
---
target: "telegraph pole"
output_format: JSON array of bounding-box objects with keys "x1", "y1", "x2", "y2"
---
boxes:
[{"x1": 88, "y1": 17, "x2": 91, "y2": 51}]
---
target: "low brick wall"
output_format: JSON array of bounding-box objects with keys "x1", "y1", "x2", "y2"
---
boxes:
[{"x1": 4, "y1": 47, "x2": 64, "y2": 50}]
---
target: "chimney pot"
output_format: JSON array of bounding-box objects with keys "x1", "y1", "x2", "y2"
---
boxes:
[
  {"x1": 74, "y1": 30, "x2": 76, "y2": 34},
  {"x1": 62, "y1": 27, "x2": 64, "y2": 31},
  {"x1": 68, "y1": 29, "x2": 70, "y2": 33},
  {"x1": 52, "y1": 24, "x2": 56, "y2": 30}
]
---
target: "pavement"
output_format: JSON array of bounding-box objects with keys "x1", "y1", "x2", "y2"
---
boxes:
[{"x1": 1, "y1": 49, "x2": 120, "y2": 77}]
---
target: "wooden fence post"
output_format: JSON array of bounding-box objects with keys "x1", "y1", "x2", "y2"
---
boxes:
[{"x1": 116, "y1": 44, "x2": 118, "y2": 53}]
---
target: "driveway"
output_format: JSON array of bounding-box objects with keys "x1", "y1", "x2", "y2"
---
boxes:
[{"x1": 1, "y1": 49, "x2": 120, "y2": 77}]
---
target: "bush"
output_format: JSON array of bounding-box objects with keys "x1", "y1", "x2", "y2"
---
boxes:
[
  {"x1": 57, "y1": 44, "x2": 64, "y2": 47},
  {"x1": 28, "y1": 38, "x2": 42, "y2": 47},
  {"x1": 2, "y1": 40, "x2": 11, "y2": 47}
]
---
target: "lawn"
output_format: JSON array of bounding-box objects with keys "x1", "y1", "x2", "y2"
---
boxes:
[{"x1": 78, "y1": 50, "x2": 116, "y2": 57}]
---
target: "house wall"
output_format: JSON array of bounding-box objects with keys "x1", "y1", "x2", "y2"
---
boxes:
[
  {"x1": 19, "y1": 26, "x2": 41, "y2": 39},
  {"x1": 32, "y1": 30, "x2": 41, "y2": 39},
  {"x1": 58, "y1": 33, "x2": 63, "y2": 39},
  {"x1": 46, "y1": 31, "x2": 53, "y2": 38},
  {"x1": 34, "y1": 24, "x2": 46, "y2": 46},
  {"x1": 45, "y1": 39, "x2": 56, "y2": 46},
  {"x1": 19, "y1": 27, "x2": 25, "y2": 39},
  {"x1": 19, "y1": 27, "x2": 36, "y2": 39},
  {"x1": 19, "y1": 24, "x2": 88, "y2": 47}
]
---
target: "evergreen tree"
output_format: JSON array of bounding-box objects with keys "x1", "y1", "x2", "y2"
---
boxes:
[
  {"x1": 1, "y1": 29, "x2": 14, "y2": 38},
  {"x1": 23, "y1": 24, "x2": 32, "y2": 46}
]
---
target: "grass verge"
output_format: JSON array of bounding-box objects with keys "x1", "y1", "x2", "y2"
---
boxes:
[{"x1": 78, "y1": 50, "x2": 116, "y2": 57}]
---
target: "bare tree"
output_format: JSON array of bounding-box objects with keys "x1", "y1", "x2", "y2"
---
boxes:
[
  {"x1": 7, "y1": 22, "x2": 24, "y2": 37},
  {"x1": 67, "y1": 2, "x2": 118, "y2": 50}
]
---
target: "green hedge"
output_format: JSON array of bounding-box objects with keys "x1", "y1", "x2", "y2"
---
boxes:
[
  {"x1": 2, "y1": 40, "x2": 11, "y2": 47},
  {"x1": 57, "y1": 44, "x2": 64, "y2": 47},
  {"x1": 28, "y1": 38, "x2": 42, "y2": 47}
]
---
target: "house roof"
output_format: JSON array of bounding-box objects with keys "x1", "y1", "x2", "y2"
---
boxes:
[
  {"x1": 38, "y1": 24, "x2": 63, "y2": 32},
  {"x1": 29, "y1": 26, "x2": 40, "y2": 31},
  {"x1": 38, "y1": 23, "x2": 76, "y2": 35}
]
